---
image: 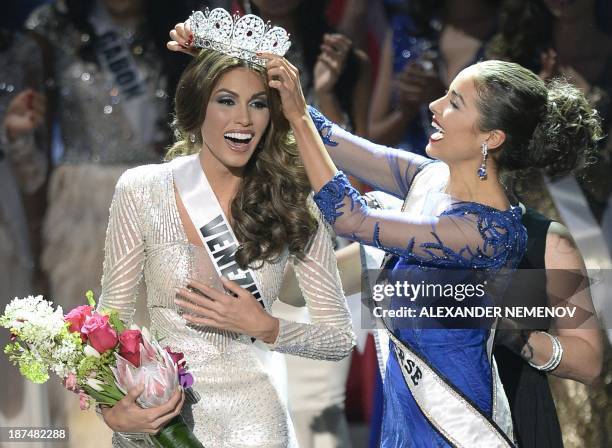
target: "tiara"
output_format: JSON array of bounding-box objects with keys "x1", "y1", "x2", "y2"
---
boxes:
[{"x1": 187, "y1": 8, "x2": 291, "y2": 67}]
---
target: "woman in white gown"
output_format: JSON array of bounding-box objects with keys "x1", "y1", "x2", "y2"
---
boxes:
[{"x1": 97, "y1": 9, "x2": 355, "y2": 448}]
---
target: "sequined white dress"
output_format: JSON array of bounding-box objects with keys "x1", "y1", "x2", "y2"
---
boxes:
[{"x1": 98, "y1": 160, "x2": 355, "y2": 447}]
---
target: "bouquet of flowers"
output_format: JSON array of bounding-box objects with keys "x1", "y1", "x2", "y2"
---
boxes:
[{"x1": 1, "y1": 292, "x2": 203, "y2": 448}]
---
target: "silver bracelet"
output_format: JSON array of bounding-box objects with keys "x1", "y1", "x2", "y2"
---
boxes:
[{"x1": 528, "y1": 331, "x2": 563, "y2": 372}]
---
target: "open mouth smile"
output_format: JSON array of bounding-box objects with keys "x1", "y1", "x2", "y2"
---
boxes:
[
  {"x1": 430, "y1": 118, "x2": 445, "y2": 142},
  {"x1": 223, "y1": 131, "x2": 255, "y2": 151}
]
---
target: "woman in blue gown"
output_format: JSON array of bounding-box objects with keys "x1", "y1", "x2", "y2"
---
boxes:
[{"x1": 257, "y1": 55, "x2": 600, "y2": 447}]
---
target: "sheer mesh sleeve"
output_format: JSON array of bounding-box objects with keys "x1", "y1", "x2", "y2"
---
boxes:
[
  {"x1": 96, "y1": 171, "x2": 146, "y2": 324},
  {"x1": 314, "y1": 172, "x2": 526, "y2": 270},
  {"x1": 308, "y1": 106, "x2": 433, "y2": 198},
  {"x1": 268, "y1": 196, "x2": 356, "y2": 360}
]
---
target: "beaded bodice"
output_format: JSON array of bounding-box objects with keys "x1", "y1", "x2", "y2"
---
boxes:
[{"x1": 96, "y1": 160, "x2": 354, "y2": 447}]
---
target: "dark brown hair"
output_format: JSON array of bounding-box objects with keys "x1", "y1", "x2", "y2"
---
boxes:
[
  {"x1": 166, "y1": 49, "x2": 318, "y2": 269},
  {"x1": 473, "y1": 60, "x2": 602, "y2": 176}
]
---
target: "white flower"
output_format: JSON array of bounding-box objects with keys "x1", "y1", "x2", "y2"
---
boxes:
[
  {"x1": 1, "y1": 295, "x2": 84, "y2": 382},
  {"x1": 86, "y1": 378, "x2": 104, "y2": 392},
  {"x1": 1, "y1": 295, "x2": 65, "y2": 342}
]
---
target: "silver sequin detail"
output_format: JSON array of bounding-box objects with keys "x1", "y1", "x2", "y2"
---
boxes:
[{"x1": 99, "y1": 162, "x2": 355, "y2": 447}]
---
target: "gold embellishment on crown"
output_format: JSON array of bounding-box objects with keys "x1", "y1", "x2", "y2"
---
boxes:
[{"x1": 188, "y1": 8, "x2": 291, "y2": 67}]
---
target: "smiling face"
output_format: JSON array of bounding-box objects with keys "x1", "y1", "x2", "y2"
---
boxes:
[
  {"x1": 426, "y1": 66, "x2": 493, "y2": 166},
  {"x1": 199, "y1": 67, "x2": 271, "y2": 173}
]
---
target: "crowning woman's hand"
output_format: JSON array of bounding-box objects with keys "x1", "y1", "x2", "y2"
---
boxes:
[
  {"x1": 258, "y1": 52, "x2": 339, "y2": 192},
  {"x1": 258, "y1": 53, "x2": 308, "y2": 123}
]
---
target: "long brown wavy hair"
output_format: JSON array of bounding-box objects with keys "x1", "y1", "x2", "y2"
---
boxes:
[{"x1": 166, "y1": 49, "x2": 318, "y2": 269}]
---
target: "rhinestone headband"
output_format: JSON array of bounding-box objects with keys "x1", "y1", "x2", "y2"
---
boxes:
[{"x1": 187, "y1": 8, "x2": 291, "y2": 67}]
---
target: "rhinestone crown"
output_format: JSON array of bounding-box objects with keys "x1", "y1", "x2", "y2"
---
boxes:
[{"x1": 187, "y1": 8, "x2": 291, "y2": 67}]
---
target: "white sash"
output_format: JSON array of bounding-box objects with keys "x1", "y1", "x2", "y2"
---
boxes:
[
  {"x1": 170, "y1": 154, "x2": 297, "y2": 447},
  {"x1": 545, "y1": 174, "x2": 612, "y2": 343},
  {"x1": 384, "y1": 324, "x2": 515, "y2": 447},
  {"x1": 90, "y1": 0, "x2": 156, "y2": 146},
  {"x1": 361, "y1": 164, "x2": 515, "y2": 447},
  {"x1": 171, "y1": 154, "x2": 265, "y2": 308}
]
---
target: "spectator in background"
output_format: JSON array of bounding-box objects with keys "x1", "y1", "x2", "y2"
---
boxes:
[
  {"x1": 487, "y1": 2, "x2": 612, "y2": 447},
  {"x1": 25, "y1": 0, "x2": 200, "y2": 312},
  {"x1": 241, "y1": 0, "x2": 371, "y2": 137},
  {"x1": 0, "y1": 28, "x2": 50, "y2": 441},
  {"x1": 487, "y1": 0, "x2": 611, "y2": 223},
  {"x1": 492, "y1": 82, "x2": 604, "y2": 447},
  {"x1": 369, "y1": 0, "x2": 501, "y2": 153},
  {"x1": 24, "y1": 1, "x2": 199, "y2": 446}
]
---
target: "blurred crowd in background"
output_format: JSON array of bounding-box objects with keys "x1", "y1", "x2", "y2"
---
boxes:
[{"x1": 1, "y1": 1, "x2": 610, "y2": 447}]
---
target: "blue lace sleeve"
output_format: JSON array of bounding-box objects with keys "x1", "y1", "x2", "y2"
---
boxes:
[
  {"x1": 313, "y1": 172, "x2": 527, "y2": 270},
  {"x1": 307, "y1": 106, "x2": 434, "y2": 199},
  {"x1": 307, "y1": 105, "x2": 338, "y2": 147},
  {"x1": 313, "y1": 171, "x2": 367, "y2": 225}
]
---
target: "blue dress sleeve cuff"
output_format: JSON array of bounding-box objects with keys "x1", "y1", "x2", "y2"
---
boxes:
[
  {"x1": 313, "y1": 171, "x2": 366, "y2": 225},
  {"x1": 307, "y1": 105, "x2": 338, "y2": 147}
]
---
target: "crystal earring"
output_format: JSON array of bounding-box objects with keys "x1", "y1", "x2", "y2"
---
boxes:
[
  {"x1": 478, "y1": 142, "x2": 488, "y2": 180},
  {"x1": 189, "y1": 133, "x2": 196, "y2": 143}
]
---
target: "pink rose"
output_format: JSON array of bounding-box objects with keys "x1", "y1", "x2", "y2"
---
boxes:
[
  {"x1": 64, "y1": 305, "x2": 93, "y2": 339},
  {"x1": 79, "y1": 391, "x2": 90, "y2": 411},
  {"x1": 81, "y1": 314, "x2": 118, "y2": 354},
  {"x1": 63, "y1": 373, "x2": 78, "y2": 392},
  {"x1": 119, "y1": 330, "x2": 143, "y2": 367}
]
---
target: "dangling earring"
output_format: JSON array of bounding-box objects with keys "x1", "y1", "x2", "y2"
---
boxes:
[
  {"x1": 189, "y1": 133, "x2": 196, "y2": 144},
  {"x1": 478, "y1": 142, "x2": 488, "y2": 181}
]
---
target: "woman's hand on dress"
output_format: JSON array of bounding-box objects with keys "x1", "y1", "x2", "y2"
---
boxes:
[
  {"x1": 3, "y1": 89, "x2": 45, "y2": 142},
  {"x1": 101, "y1": 384, "x2": 184, "y2": 434},
  {"x1": 258, "y1": 53, "x2": 308, "y2": 123},
  {"x1": 314, "y1": 33, "x2": 352, "y2": 95},
  {"x1": 167, "y1": 21, "x2": 198, "y2": 57},
  {"x1": 175, "y1": 277, "x2": 280, "y2": 344}
]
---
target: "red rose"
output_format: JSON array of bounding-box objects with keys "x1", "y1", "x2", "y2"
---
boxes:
[
  {"x1": 81, "y1": 314, "x2": 118, "y2": 354},
  {"x1": 64, "y1": 305, "x2": 93, "y2": 340},
  {"x1": 118, "y1": 329, "x2": 143, "y2": 367}
]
